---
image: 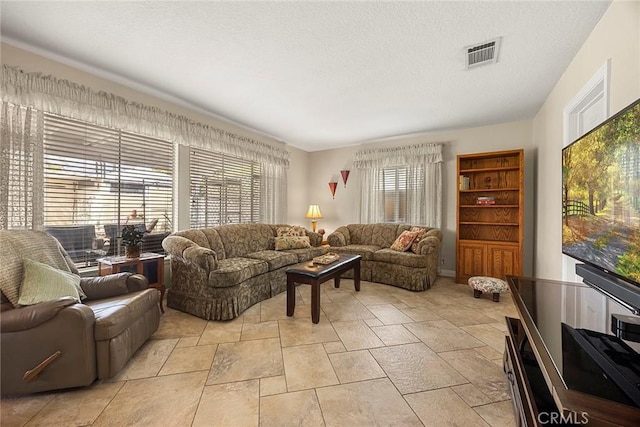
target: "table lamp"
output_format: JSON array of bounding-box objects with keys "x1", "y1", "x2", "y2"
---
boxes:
[{"x1": 305, "y1": 204, "x2": 323, "y2": 232}]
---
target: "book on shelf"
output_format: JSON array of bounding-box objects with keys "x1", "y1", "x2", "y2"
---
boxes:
[
  {"x1": 459, "y1": 175, "x2": 470, "y2": 190},
  {"x1": 476, "y1": 196, "x2": 495, "y2": 205}
]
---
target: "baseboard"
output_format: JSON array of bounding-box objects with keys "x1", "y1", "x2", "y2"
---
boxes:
[{"x1": 439, "y1": 269, "x2": 455, "y2": 277}]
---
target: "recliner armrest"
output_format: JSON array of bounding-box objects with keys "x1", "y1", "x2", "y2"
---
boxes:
[
  {"x1": 80, "y1": 273, "x2": 149, "y2": 300},
  {"x1": 126, "y1": 274, "x2": 149, "y2": 292},
  {"x1": 0, "y1": 297, "x2": 77, "y2": 332}
]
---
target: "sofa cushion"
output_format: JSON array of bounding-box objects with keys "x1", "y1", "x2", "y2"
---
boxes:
[
  {"x1": 85, "y1": 289, "x2": 158, "y2": 341},
  {"x1": 390, "y1": 231, "x2": 418, "y2": 252},
  {"x1": 246, "y1": 250, "x2": 298, "y2": 271},
  {"x1": 208, "y1": 257, "x2": 269, "y2": 288},
  {"x1": 216, "y1": 224, "x2": 276, "y2": 258},
  {"x1": 275, "y1": 236, "x2": 311, "y2": 250},
  {"x1": 329, "y1": 245, "x2": 380, "y2": 261},
  {"x1": 18, "y1": 259, "x2": 83, "y2": 306},
  {"x1": 284, "y1": 246, "x2": 330, "y2": 262},
  {"x1": 373, "y1": 248, "x2": 428, "y2": 268}
]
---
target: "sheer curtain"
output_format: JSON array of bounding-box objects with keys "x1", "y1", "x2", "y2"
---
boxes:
[
  {"x1": 0, "y1": 101, "x2": 43, "y2": 229},
  {"x1": 355, "y1": 143, "x2": 442, "y2": 228},
  {"x1": 260, "y1": 162, "x2": 288, "y2": 224},
  {"x1": 1, "y1": 65, "x2": 289, "y2": 225}
]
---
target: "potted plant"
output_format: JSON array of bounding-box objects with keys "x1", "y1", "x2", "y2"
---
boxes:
[{"x1": 121, "y1": 224, "x2": 144, "y2": 258}]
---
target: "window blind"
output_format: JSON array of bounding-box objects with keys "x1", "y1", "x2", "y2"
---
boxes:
[
  {"x1": 189, "y1": 148, "x2": 261, "y2": 227},
  {"x1": 381, "y1": 167, "x2": 408, "y2": 222},
  {"x1": 43, "y1": 113, "x2": 174, "y2": 264}
]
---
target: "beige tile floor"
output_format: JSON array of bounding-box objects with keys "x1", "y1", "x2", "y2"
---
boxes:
[{"x1": 1, "y1": 276, "x2": 519, "y2": 427}]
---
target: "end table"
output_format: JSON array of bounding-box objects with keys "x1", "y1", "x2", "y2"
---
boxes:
[{"x1": 97, "y1": 252, "x2": 166, "y2": 313}]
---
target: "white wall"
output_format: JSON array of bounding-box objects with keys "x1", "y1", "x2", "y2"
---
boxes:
[
  {"x1": 309, "y1": 120, "x2": 534, "y2": 276},
  {"x1": 532, "y1": 0, "x2": 640, "y2": 280}
]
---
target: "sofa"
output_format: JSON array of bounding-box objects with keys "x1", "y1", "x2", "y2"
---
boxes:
[
  {"x1": 162, "y1": 223, "x2": 328, "y2": 320},
  {"x1": 0, "y1": 230, "x2": 160, "y2": 395},
  {"x1": 327, "y1": 223, "x2": 443, "y2": 291}
]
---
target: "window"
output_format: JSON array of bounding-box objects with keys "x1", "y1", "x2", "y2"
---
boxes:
[
  {"x1": 43, "y1": 113, "x2": 174, "y2": 264},
  {"x1": 356, "y1": 143, "x2": 441, "y2": 227},
  {"x1": 189, "y1": 148, "x2": 260, "y2": 227},
  {"x1": 379, "y1": 166, "x2": 426, "y2": 223},
  {"x1": 381, "y1": 167, "x2": 408, "y2": 222}
]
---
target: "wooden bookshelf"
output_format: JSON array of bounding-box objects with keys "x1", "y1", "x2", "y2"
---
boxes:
[{"x1": 456, "y1": 149, "x2": 524, "y2": 283}]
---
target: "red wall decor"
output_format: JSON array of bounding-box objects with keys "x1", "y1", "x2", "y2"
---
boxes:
[
  {"x1": 328, "y1": 181, "x2": 338, "y2": 199},
  {"x1": 340, "y1": 170, "x2": 350, "y2": 187}
]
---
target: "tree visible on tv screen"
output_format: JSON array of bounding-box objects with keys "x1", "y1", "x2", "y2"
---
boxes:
[{"x1": 562, "y1": 103, "x2": 640, "y2": 283}]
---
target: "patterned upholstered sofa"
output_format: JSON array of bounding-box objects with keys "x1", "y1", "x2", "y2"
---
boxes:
[
  {"x1": 162, "y1": 224, "x2": 328, "y2": 320},
  {"x1": 327, "y1": 223, "x2": 443, "y2": 291}
]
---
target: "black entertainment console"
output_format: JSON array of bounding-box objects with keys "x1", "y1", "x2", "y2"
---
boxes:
[{"x1": 504, "y1": 276, "x2": 640, "y2": 426}]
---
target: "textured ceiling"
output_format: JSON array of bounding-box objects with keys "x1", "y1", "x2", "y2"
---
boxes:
[{"x1": 0, "y1": 1, "x2": 610, "y2": 151}]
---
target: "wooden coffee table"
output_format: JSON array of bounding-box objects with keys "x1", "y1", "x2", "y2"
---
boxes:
[{"x1": 286, "y1": 254, "x2": 361, "y2": 323}]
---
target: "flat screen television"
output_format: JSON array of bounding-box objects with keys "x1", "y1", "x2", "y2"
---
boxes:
[{"x1": 562, "y1": 98, "x2": 640, "y2": 309}]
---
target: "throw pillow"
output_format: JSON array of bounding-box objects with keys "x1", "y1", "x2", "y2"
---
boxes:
[
  {"x1": 18, "y1": 258, "x2": 82, "y2": 306},
  {"x1": 390, "y1": 231, "x2": 418, "y2": 252},
  {"x1": 275, "y1": 236, "x2": 311, "y2": 250},
  {"x1": 410, "y1": 227, "x2": 428, "y2": 253},
  {"x1": 288, "y1": 226, "x2": 307, "y2": 237},
  {"x1": 276, "y1": 226, "x2": 307, "y2": 238},
  {"x1": 276, "y1": 226, "x2": 291, "y2": 238}
]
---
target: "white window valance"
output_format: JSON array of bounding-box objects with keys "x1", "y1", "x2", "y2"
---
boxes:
[
  {"x1": 1, "y1": 65, "x2": 289, "y2": 167},
  {"x1": 354, "y1": 143, "x2": 442, "y2": 168}
]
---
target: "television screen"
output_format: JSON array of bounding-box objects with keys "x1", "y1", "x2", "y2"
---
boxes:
[{"x1": 562, "y1": 98, "x2": 640, "y2": 288}]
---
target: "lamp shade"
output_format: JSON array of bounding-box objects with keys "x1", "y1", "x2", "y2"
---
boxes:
[{"x1": 305, "y1": 204, "x2": 323, "y2": 219}]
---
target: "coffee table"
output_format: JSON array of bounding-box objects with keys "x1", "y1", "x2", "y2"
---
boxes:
[{"x1": 286, "y1": 254, "x2": 361, "y2": 323}]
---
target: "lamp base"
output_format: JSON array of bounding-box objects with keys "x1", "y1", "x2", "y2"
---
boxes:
[{"x1": 311, "y1": 220, "x2": 317, "y2": 232}]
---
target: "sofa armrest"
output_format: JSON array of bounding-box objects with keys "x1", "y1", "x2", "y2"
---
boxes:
[
  {"x1": 0, "y1": 297, "x2": 78, "y2": 332},
  {"x1": 327, "y1": 226, "x2": 350, "y2": 247},
  {"x1": 416, "y1": 235, "x2": 441, "y2": 255},
  {"x1": 306, "y1": 230, "x2": 323, "y2": 247},
  {"x1": 425, "y1": 228, "x2": 443, "y2": 242},
  {"x1": 163, "y1": 235, "x2": 218, "y2": 271}
]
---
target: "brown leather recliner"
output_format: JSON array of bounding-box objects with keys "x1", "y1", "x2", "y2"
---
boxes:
[{"x1": 0, "y1": 230, "x2": 160, "y2": 395}]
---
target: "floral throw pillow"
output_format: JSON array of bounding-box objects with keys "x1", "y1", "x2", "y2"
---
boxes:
[
  {"x1": 410, "y1": 227, "x2": 427, "y2": 253},
  {"x1": 276, "y1": 226, "x2": 307, "y2": 238},
  {"x1": 275, "y1": 236, "x2": 311, "y2": 250},
  {"x1": 390, "y1": 231, "x2": 419, "y2": 252}
]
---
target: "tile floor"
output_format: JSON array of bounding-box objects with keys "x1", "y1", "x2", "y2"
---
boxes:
[{"x1": 1, "y1": 276, "x2": 519, "y2": 427}]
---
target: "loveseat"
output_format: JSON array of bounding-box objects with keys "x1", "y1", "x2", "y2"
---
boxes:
[
  {"x1": 0, "y1": 230, "x2": 160, "y2": 395},
  {"x1": 163, "y1": 224, "x2": 328, "y2": 320},
  {"x1": 327, "y1": 223, "x2": 443, "y2": 291}
]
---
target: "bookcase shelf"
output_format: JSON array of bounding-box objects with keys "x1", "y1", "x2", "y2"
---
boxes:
[{"x1": 456, "y1": 149, "x2": 524, "y2": 283}]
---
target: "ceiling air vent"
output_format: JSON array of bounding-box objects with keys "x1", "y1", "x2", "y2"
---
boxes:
[{"x1": 465, "y1": 38, "x2": 501, "y2": 69}]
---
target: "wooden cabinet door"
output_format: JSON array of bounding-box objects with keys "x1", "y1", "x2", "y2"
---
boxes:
[
  {"x1": 487, "y1": 244, "x2": 520, "y2": 280},
  {"x1": 457, "y1": 242, "x2": 487, "y2": 283}
]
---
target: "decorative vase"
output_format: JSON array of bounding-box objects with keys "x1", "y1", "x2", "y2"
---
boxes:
[{"x1": 125, "y1": 245, "x2": 141, "y2": 258}]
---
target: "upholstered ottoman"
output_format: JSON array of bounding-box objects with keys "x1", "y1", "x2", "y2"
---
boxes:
[{"x1": 468, "y1": 276, "x2": 508, "y2": 302}]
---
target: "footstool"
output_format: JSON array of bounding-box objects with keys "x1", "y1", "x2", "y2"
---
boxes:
[{"x1": 468, "y1": 276, "x2": 508, "y2": 302}]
